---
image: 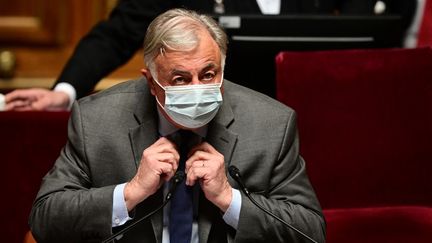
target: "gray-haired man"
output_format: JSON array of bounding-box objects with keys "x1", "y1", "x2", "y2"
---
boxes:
[{"x1": 29, "y1": 9, "x2": 325, "y2": 243}]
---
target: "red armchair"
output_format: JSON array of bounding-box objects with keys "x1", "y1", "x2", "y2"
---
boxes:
[
  {"x1": 276, "y1": 47, "x2": 432, "y2": 242},
  {"x1": 0, "y1": 111, "x2": 69, "y2": 243}
]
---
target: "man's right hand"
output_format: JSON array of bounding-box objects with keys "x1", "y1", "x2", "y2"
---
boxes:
[
  {"x1": 5, "y1": 88, "x2": 70, "y2": 111},
  {"x1": 124, "y1": 137, "x2": 180, "y2": 211}
]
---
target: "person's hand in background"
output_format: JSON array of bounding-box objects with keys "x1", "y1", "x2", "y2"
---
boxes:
[{"x1": 5, "y1": 88, "x2": 70, "y2": 111}]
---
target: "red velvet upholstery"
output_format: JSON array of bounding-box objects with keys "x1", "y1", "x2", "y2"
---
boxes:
[
  {"x1": 325, "y1": 207, "x2": 432, "y2": 243},
  {"x1": 276, "y1": 48, "x2": 432, "y2": 242},
  {"x1": 0, "y1": 111, "x2": 69, "y2": 243},
  {"x1": 418, "y1": 0, "x2": 432, "y2": 47}
]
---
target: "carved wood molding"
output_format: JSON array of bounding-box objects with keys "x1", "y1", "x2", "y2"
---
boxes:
[
  {"x1": 0, "y1": 0, "x2": 67, "y2": 45},
  {"x1": 0, "y1": 0, "x2": 142, "y2": 88}
]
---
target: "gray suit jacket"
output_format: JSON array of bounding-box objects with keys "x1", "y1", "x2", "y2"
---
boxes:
[{"x1": 29, "y1": 79, "x2": 325, "y2": 243}]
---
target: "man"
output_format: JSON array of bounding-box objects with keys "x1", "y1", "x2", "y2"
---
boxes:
[
  {"x1": 29, "y1": 8, "x2": 325, "y2": 243},
  {"x1": 5, "y1": 0, "x2": 390, "y2": 111}
]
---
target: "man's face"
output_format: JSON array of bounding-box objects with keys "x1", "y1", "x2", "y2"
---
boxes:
[{"x1": 142, "y1": 29, "x2": 224, "y2": 129}]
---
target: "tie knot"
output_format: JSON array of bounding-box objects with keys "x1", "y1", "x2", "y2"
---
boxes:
[
  {"x1": 167, "y1": 130, "x2": 192, "y2": 148},
  {"x1": 179, "y1": 129, "x2": 194, "y2": 141},
  {"x1": 179, "y1": 130, "x2": 200, "y2": 152}
]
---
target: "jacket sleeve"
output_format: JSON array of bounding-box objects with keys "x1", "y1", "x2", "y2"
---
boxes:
[
  {"x1": 54, "y1": 0, "x2": 174, "y2": 99},
  {"x1": 29, "y1": 102, "x2": 116, "y2": 243},
  {"x1": 234, "y1": 112, "x2": 326, "y2": 243}
]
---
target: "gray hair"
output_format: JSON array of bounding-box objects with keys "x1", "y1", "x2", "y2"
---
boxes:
[{"x1": 143, "y1": 8, "x2": 228, "y2": 75}]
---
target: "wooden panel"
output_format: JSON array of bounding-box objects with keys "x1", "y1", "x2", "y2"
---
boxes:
[
  {"x1": 0, "y1": 0, "x2": 66, "y2": 45},
  {"x1": 0, "y1": 0, "x2": 142, "y2": 92},
  {"x1": 0, "y1": 1, "x2": 38, "y2": 15}
]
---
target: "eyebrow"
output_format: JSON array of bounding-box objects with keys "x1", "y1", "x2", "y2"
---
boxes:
[
  {"x1": 170, "y1": 63, "x2": 219, "y2": 77},
  {"x1": 170, "y1": 69, "x2": 191, "y2": 77},
  {"x1": 200, "y1": 63, "x2": 218, "y2": 75}
]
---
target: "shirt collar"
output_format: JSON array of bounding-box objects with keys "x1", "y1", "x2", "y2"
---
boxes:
[{"x1": 157, "y1": 108, "x2": 207, "y2": 138}]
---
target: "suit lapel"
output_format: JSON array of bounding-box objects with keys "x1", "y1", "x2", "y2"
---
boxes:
[
  {"x1": 129, "y1": 79, "x2": 159, "y2": 167},
  {"x1": 129, "y1": 117, "x2": 164, "y2": 242},
  {"x1": 207, "y1": 91, "x2": 238, "y2": 170},
  {"x1": 199, "y1": 92, "x2": 238, "y2": 243},
  {"x1": 128, "y1": 81, "x2": 164, "y2": 242},
  {"x1": 129, "y1": 120, "x2": 158, "y2": 168}
]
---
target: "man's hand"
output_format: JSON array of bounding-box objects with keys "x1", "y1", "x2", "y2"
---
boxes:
[
  {"x1": 5, "y1": 88, "x2": 70, "y2": 111},
  {"x1": 124, "y1": 137, "x2": 180, "y2": 211},
  {"x1": 185, "y1": 142, "x2": 232, "y2": 212}
]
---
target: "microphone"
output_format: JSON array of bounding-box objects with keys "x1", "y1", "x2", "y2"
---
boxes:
[
  {"x1": 228, "y1": 166, "x2": 318, "y2": 243},
  {"x1": 102, "y1": 171, "x2": 185, "y2": 243}
]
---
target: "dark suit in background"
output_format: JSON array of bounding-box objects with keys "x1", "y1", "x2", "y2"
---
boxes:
[{"x1": 56, "y1": 0, "x2": 390, "y2": 99}]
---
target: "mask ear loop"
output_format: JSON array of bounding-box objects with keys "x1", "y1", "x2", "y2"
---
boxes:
[
  {"x1": 218, "y1": 73, "x2": 224, "y2": 87},
  {"x1": 155, "y1": 94, "x2": 166, "y2": 112},
  {"x1": 151, "y1": 76, "x2": 166, "y2": 91},
  {"x1": 149, "y1": 74, "x2": 168, "y2": 112}
]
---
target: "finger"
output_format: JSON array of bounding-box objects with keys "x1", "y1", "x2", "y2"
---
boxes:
[
  {"x1": 188, "y1": 142, "x2": 218, "y2": 157},
  {"x1": 153, "y1": 152, "x2": 178, "y2": 162},
  {"x1": 186, "y1": 159, "x2": 210, "y2": 186},
  {"x1": 154, "y1": 137, "x2": 178, "y2": 151},
  {"x1": 15, "y1": 106, "x2": 36, "y2": 111},
  {"x1": 186, "y1": 166, "x2": 207, "y2": 186},
  {"x1": 158, "y1": 144, "x2": 180, "y2": 162},
  {"x1": 152, "y1": 137, "x2": 171, "y2": 146},
  {"x1": 149, "y1": 138, "x2": 180, "y2": 160},
  {"x1": 185, "y1": 155, "x2": 201, "y2": 172},
  {"x1": 142, "y1": 148, "x2": 179, "y2": 169},
  {"x1": 5, "y1": 100, "x2": 32, "y2": 111},
  {"x1": 158, "y1": 161, "x2": 177, "y2": 181},
  {"x1": 153, "y1": 153, "x2": 179, "y2": 171},
  {"x1": 5, "y1": 90, "x2": 27, "y2": 102},
  {"x1": 157, "y1": 140, "x2": 179, "y2": 153},
  {"x1": 5, "y1": 89, "x2": 40, "y2": 102},
  {"x1": 185, "y1": 154, "x2": 205, "y2": 172},
  {"x1": 185, "y1": 151, "x2": 212, "y2": 171}
]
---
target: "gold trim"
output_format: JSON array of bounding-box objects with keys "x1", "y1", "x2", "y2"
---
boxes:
[{"x1": 0, "y1": 17, "x2": 41, "y2": 28}]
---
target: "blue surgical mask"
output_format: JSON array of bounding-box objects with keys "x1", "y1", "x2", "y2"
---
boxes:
[{"x1": 152, "y1": 75, "x2": 223, "y2": 129}]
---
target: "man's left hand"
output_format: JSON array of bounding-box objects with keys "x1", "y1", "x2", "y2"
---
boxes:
[{"x1": 185, "y1": 142, "x2": 232, "y2": 212}]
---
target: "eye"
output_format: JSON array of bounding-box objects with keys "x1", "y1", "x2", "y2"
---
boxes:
[
  {"x1": 172, "y1": 76, "x2": 188, "y2": 85},
  {"x1": 202, "y1": 72, "x2": 216, "y2": 82}
]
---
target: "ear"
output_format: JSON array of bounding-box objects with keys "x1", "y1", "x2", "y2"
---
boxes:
[{"x1": 141, "y1": 68, "x2": 156, "y2": 96}]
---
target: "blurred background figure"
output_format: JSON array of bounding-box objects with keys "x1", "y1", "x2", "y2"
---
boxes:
[{"x1": 0, "y1": 0, "x2": 419, "y2": 111}]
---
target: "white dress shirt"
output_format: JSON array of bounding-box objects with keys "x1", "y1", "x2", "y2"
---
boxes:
[
  {"x1": 53, "y1": 82, "x2": 76, "y2": 110},
  {"x1": 256, "y1": 0, "x2": 281, "y2": 14}
]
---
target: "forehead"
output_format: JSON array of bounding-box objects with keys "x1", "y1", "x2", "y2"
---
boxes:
[{"x1": 153, "y1": 30, "x2": 222, "y2": 74}]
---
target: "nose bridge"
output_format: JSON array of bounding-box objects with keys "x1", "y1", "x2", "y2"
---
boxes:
[{"x1": 191, "y1": 75, "x2": 201, "y2": 85}]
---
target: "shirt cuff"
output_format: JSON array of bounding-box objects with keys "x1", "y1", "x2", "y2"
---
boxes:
[
  {"x1": 112, "y1": 183, "x2": 132, "y2": 227},
  {"x1": 222, "y1": 188, "x2": 242, "y2": 229},
  {"x1": 53, "y1": 82, "x2": 76, "y2": 110}
]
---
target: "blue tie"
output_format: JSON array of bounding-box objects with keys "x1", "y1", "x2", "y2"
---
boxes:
[{"x1": 169, "y1": 130, "x2": 195, "y2": 243}]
